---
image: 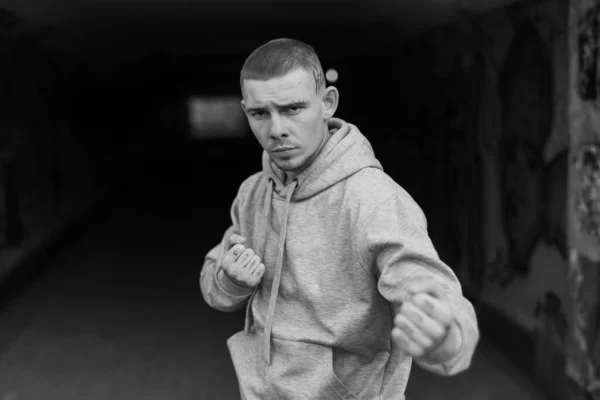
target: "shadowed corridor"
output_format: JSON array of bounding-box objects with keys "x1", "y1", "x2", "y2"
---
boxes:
[{"x1": 0, "y1": 0, "x2": 591, "y2": 397}]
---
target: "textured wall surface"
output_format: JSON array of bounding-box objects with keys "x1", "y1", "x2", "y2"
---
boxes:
[
  {"x1": 393, "y1": 1, "x2": 570, "y2": 396},
  {"x1": 566, "y1": 0, "x2": 600, "y2": 395},
  {"x1": 399, "y1": 0, "x2": 568, "y2": 330}
]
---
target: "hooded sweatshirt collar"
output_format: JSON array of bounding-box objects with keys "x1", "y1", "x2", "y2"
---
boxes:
[{"x1": 261, "y1": 118, "x2": 383, "y2": 200}]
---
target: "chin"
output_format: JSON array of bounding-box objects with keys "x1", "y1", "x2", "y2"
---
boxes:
[
  {"x1": 274, "y1": 156, "x2": 306, "y2": 172},
  {"x1": 275, "y1": 161, "x2": 302, "y2": 172}
]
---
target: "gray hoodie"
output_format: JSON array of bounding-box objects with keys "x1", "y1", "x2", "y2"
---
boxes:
[{"x1": 200, "y1": 118, "x2": 479, "y2": 399}]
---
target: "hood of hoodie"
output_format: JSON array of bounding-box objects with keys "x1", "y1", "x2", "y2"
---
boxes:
[{"x1": 261, "y1": 118, "x2": 383, "y2": 200}]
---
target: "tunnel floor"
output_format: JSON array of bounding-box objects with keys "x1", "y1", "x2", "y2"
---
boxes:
[{"x1": 0, "y1": 157, "x2": 545, "y2": 400}]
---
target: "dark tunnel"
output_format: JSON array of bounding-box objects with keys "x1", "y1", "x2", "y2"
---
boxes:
[{"x1": 0, "y1": 0, "x2": 592, "y2": 399}]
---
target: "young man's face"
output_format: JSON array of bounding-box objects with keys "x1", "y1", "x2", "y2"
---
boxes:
[{"x1": 241, "y1": 68, "x2": 337, "y2": 176}]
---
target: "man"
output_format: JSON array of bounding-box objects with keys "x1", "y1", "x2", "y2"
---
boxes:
[{"x1": 200, "y1": 38, "x2": 479, "y2": 400}]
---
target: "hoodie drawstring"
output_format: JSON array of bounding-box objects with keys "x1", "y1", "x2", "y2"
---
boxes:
[
  {"x1": 244, "y1": 178, "x2": 274, "y2": 335},
  {"x1": 263, "y1": 179, "x2": 297, "y2": 364}
]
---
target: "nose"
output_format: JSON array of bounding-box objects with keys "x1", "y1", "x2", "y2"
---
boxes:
[{"x1": 268, "y1": 115, "x2": 287, "y2": 139}]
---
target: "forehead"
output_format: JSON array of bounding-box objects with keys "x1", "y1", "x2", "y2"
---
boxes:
[{"x1": 242, "y1": 68, "x2": 316, "y2": 104}]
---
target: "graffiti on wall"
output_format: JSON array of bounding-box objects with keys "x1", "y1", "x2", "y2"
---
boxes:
[
  {"x1": 484, "y1": 18, "x2": 568, "y2": 287},
  {"x1": 577, "y1": 4, "x2": 600, "y2": 102},
  {"x1": 567, "y1": 248, "x2": 600, "y2": 396},
  {"x1": 573, "y1": 142, "x2": 600, "y2": 245},
  {"x1": 566, "y1": 0, "x2": 600, "y2": 396},
  {"x1": 567, "y1": 142, "x2": 600, "y2": 395},
  {"x1": 405, "y1": 10, "x2": 569, "y2": 294},
  {"x1": 415, "y1": 3, "x2": 597, "y2": 396}
]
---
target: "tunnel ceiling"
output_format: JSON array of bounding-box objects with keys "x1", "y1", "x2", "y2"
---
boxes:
[{"x1": 6, "y1": 0, "x2": 523, "y2": 73}]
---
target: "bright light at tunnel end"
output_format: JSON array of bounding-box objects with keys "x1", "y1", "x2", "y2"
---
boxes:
[{"x1": 325, "y1": 68, "x2": 338, "y2": 83}]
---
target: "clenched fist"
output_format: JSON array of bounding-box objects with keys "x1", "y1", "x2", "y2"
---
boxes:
[
  {"x1": 392, "y1": 279, "x2": 454, "y2": 359},
  {"x1": 222, "y1": 233, "x2": 265, "y2": 288}
]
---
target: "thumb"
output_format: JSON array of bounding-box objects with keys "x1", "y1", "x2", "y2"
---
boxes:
[{"x1": 230, "y1": 233, "x2": 247, "y2": 244}]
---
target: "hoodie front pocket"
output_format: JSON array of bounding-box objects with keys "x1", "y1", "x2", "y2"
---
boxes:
[
  {"x1": 267, "y1": 337, "x2": 357, "y2": 400},
  {"x1": 227, "y1": 330, "x2": 269, "y2": 399}
]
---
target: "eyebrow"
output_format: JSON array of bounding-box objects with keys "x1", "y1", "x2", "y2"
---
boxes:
[{"x1": 245, "y1": 101, "x2": 308, "y2": 113}]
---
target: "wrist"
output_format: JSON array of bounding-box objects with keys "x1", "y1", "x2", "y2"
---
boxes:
[
  {"x1": 223, "y1": 269, "x2": 251, "y2": 288},
  {"x1": 217, "y1": 268, "x2": 254, "y2": 296}
]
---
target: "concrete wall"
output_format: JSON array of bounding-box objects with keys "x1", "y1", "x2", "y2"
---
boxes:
[
  {"x1": 383, "y1": 0, "x2": 570, "y2": 395},
  {"x1": 565, "y1": 0, "x2": 600, "y2": 394},
  {"x1": 472, "y1": 0, "x2": 569, "y2": 336},
  {"x1": 407, "y1": 0, "x2": 569, "y2": 331}
]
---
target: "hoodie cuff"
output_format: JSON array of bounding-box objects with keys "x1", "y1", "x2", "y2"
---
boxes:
[{"x1": 217, "y1": 268, "x2": 255, "y2": 297}]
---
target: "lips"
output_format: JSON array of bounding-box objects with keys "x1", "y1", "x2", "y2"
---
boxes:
[{"x1": 272, "y1": 146, "x2": 296, "y2": 152}]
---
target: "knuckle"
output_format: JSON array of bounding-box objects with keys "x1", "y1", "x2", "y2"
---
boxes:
[
  {"x1": 435, "y1": 326, "x2": 445, "y2": 339},
  {"x1": 394, "y1": 313, "x2": 403, "y2": 326},
  {"x1": 422, "y1": 336, "x2": 433, "y2": 348},
  {"x1": 397, "y1": 316, "x2": 408, "y2": 330},
  {"x1": 413, "y1": 293, "x2": 427, "y2": 305},
  {"x1": 405, "y1": 303, "x2": 418, "y2": 315},
  {"x1": 422, "y1": 299, "x2": 435, "y2": 312},
  {"x1": 410, "y1": 311, "x2": 423, "y2": 325}
]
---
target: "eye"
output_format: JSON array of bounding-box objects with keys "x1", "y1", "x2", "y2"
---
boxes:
[
  {"x1": 251, "y1": 111, "x2": 267, "y2": 118},
  {"x1": 285, "y1": 107, "x2": 301, "y2": 114}
]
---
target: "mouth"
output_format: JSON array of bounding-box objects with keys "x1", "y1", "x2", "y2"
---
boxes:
[{"x1": 272, "y1": 147, "x2": 296, "y2": 153}]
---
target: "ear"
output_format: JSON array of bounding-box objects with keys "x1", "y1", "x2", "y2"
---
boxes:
[
  {"x1": 240, "y1": 99, "x2": 247, "y2": 114},
  {"x1": 322, "y1": 86, "x2": 339, "y2": 120}
]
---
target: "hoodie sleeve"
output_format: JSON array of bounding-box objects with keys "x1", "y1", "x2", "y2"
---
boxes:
[
  {"x1": 200, "y1": 193, "x2": 254, "y2": 312},
  {"x1": 357, "y1": 193, "x2": 479, "y2": 376}
]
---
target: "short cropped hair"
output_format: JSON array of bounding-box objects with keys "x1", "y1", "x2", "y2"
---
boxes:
[{"x1": 240, "y1": 38, "x2": 325, "y2": 94}]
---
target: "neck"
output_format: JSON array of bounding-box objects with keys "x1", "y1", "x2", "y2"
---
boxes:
[{"x1": 285, "y1": 167, "x2": 302, "y2": 185}]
